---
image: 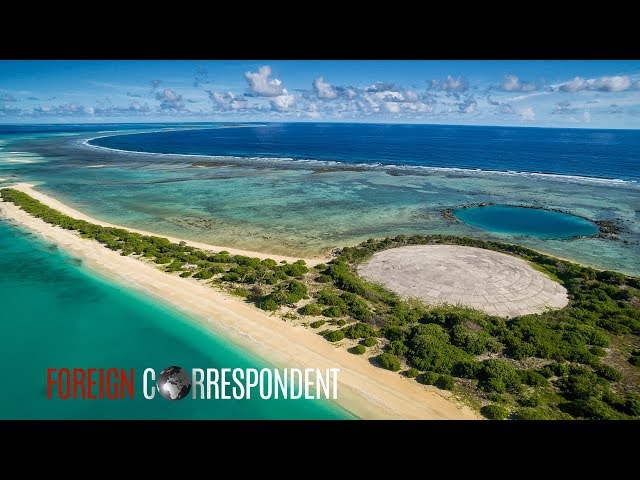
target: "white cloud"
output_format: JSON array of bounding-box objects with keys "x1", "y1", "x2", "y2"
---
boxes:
[
  {"x1": 559, "y1": 75, "x2": 632, "y2": 93},
  {"x1": 270, "y1": 89, "x2": 295, "y2": 112},
  {"x1": 208, "y1": 91, "x2": 249, "y2": 111},
  {"x1": 244, "y1": 65, "x2": 285, "y2": 97},
  {"x1": 517, "y1": 106, "x2": 535, "y2": 121},
  {"x1": 583, "y1": 110, "x2": 591, "y2": 123},
  {"x1": 155, "y1": 88, "x2": 185, "y2": 110},
  {"x1": 590, "y1": 75, "x2": 631, "y2": 92},
  {"x1": 559, "y1": 77, "x2": 588, "y2": 93},
  {"x1": 384, "y1": 102, "x2": 401, "y2": 113},
  {"x1": 501, "y1": 75, "x2": 536, "y2": 92},
  {"x1": 442, "y1": 75, "x2": 468, "y2": 92},
  {"x1": 313, "y1": 77, "x2": 338, "y2": 99}
]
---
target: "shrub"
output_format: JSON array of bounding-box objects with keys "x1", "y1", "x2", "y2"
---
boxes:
[
  {"x1": 589, "y1": 346, "x2": 607, "y2": 357},
  {"x1": 480, "y1": 359, "x2": 521, "y2": 391},
  {"x1": 452, "y1": 360, "x2": 481, "y2": 379},
  {"x1": 314, "y1": 263, "x2": 327, "y2": 270},
  {"x1": 593, "y1": 363, "x2": 622, "y2": 381},
  {"x1": 629, "y1": 356, "x2": 640, "y2": 367},
  {"x1": 179, "y1": 271, "x2": 192, "y2": 278},
  {"x1": 249, "y1": 285, "x2": 264, "y2": 297},
  {"x1": 376, "y1": 353, "x2": 401, "y2": 371},
  {"x1": 481, "y1": 378, "x2": 506, "y2": 394},
  {"x1": 343, "y1": 322, "x2": 375, "y2": 339},
  {"x1": 194, "y1": 269, "x2": 214, "y2": 280},
  {"x1": 407, "y1": 334, "x2": 470, "y2": 374},
  {"x1": 625, "y1": 398, "x2": 640, "y2": 416},
  {"x1": 405, "y1": 368, "x2": 420, "y2": 378},
  {"x1": 300, "y1": 303, "x2": 323, "y2": 316},
  {"x1": 323, "y1": 306, "x2": 343, "y2": 318},
  {"x1": 310, "y1": 320, "x2": 326, "y2": 329},
  {"x1": 512, "y1": 408, "x2": 551, "y2": 420},
  {"x1": 481, "y1": 404, "x2": 509, "y2": 420},
  {"x1": 350, "y1": 345, "x2": 366, "y2": 355},
  {"x1": 154, "y1": 256, "x2": 173, "y2": 264},
  {"x1": 317, "y1": 274, "x2": 332, "y2": 283},
  {"x1": 210, "y1": 264, "x2": 226, "y2": 274},
  {"x1": 518, "y1": 395, "x2": 542, "y2": 408},
  {"x1": 334, "y1": 319, "x2": 346, "y2": 326},
  {"x1": 387, "y1": 340, "x2": 408, "y2": 356},
  {"x1": 435, "y1": 374, "x2": 455, "y2": 390},
  {"x1": 569, "y1": 398, "x2": 619, "y2": 420},
  {"x1": 286, "y1": 280, "x2": 308, "y2": 301},
  {"x1": 259, "y1": 298, "x2": 280, "y2": 311},
  {"x1": 518, "y1": 370, "x2": 549, "y2": 387},
  {"x1": 232, "y1": 288, "x2": 250, "y2": 298},
  {"x1": 324, "y1": 330, "x2": 345, "y2": 342},
  {"x1": 421, "y1": 371, "x2": 439, "y2": 385},
  {"x1": 316, "y1": 290, "x2": 346, "y2": 307},
  {"x1": 362, "y1": 337, "x2": 378, "y2": 347},
  {"x1": 282, "y1": 262, "x2": 309, "y2": 277}
]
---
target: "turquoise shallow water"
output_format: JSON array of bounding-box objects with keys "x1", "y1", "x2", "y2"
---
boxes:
[
  {"x1": 454, "y1": 205, "x2": 599, "y2": 239},
  {"x1": 2, "y1": 125, "x2": 638, "y2": 275},
  {"x1": 0, "y1": 220, "x2": 350, "y2": 419}
]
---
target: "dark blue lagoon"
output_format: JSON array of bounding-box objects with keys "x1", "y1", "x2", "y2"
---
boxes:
[{"x1": 454, "y1": 205, "x2": 599, "y2": 238}]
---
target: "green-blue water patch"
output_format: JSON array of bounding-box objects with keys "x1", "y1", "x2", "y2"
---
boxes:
[
  {"x1": 453, "y1": 205, "x2": 599, "y2": 239},
  {"x1": 0, "y1": 219, "x2": 351, "y2": 419}
]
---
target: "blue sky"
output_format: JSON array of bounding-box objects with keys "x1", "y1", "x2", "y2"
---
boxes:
[{"x1": 1, "y1": 60, "x2": 639, "y2": 128}]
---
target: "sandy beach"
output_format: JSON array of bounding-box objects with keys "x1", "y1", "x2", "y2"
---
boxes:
[{"x1": 0, "y1": 184, "x2": 480, "y2": 420}]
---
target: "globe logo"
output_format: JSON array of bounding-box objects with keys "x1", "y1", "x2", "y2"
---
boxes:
[{"x1": 156, "y1": 366, "x2": 192, "y2": 400}]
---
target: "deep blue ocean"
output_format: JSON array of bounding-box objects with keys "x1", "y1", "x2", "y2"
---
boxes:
[{"x1": 91, "y1": 123, "x2": 640, "y2": 182}]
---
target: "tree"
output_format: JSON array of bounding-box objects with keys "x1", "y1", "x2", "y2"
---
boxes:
[
  {"x1": 362, "y1": 337, "x2": 378, "y2": 347},
  {"x1": 435, "y1": 374, "x2": 454, "y2": 390},
  {"x1": 350, "y1": 345, "x2": 366, "y2": 355}
]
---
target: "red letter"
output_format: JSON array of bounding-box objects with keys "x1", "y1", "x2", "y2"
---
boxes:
[
  {"x1": 58, "y1": 368, "x2": 71, "y2": 400},
  {"x1": 106, "y1": 368, "x2": 119, "y2": 399},
  {"x1": 46, "y1": 369, "x2": 57, "y2": 399},
  {"x1": 72, "y1": 369, "x2": 85, "y2": 399},
  {"x1": 120, "y1": 368, "x2": 135, "y2": 399},
  {"x1": 99, "y1": 369, "x2": 105, "y2": 399},
  {"x1": 87, "y1": 368, "x2": 97, "y2": 400}
]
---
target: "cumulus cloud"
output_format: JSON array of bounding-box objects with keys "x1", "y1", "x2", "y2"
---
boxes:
[
  {"x1": 313, "y1": 77, "x2": 338, "y2": 99},
  {"x1": 590, "y1": 75, "x2": 631, "y2": 92},
  {"x1": 244, "y1": 65, "x2": 285, "y2": 97},
  {"x1": 270, "y1": 90, "x2": 295, "y2": 112},
  {"x1": 155, "y1": 88, "x2": 185, "y2": 110},
  {"x1": 559, "y1": 75, "x2": 632, "y2": 93},
  {"x1": 583, "y1": 110, "x2": 591, "y2": 123},
  {"x1": 207, "y1": 91, "x2": 249, "y2": 111},
  {"x1": 501, "y1": 75, "x2": 536, "y2": 92},
  {"x1": 457, "y1": 95, "x2": 477, "y2": 113},
  {"x1": 0, "y1": 103, "x2": 21, "y2": 115},
  {"x1": 441, "y1": 75, "x2": 468, "y2": 92},
  {"x1": 517, "y1": 106, "x2": 535, "y2": 120},
  {"x1": 559, "y1": 77, "x2": 588, "y2": 93},
  {"x1": 384, "y1": 102, "x2": 401, "y2": 113},
  {"x1": 0, "y1": 94, "x2": 17, "y2": 102}
]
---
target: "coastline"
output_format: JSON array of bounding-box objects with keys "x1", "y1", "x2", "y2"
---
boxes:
[
  {"x1": 10, "y1": 183, "x2": 330, "y2": 266},
  {"x1": 0, "y1": 187, "x2": 480, "y2": 419}
]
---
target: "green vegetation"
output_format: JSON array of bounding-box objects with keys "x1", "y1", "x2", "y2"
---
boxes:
[
  {"x1": 405, "y1": 367, "x2": 420, "y2": 378},
  {"x1": 362, "y1": 337, "x2": 378, "y2": 347},
  {"x1": 481, "y1": 404, "x2": 510, "y2": 420},
  {"x1": 350, "y1": 345, "x2": 366, "y2": 355},
  {"x1": 4, "y1": 188, "x2": 639, "y2": 420},
  {"x1": 376, "y1": 353, "x2": 401, "y2": 371},
  {"x1": 324, "y1": 330, "x2": 345, "y2": 342},
  {"x1": 310, "y1": 320, "x2": 326, "y2": 328},
  {"x1": 299, "y1": 303, "x2": 323, "y2": 316}
]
